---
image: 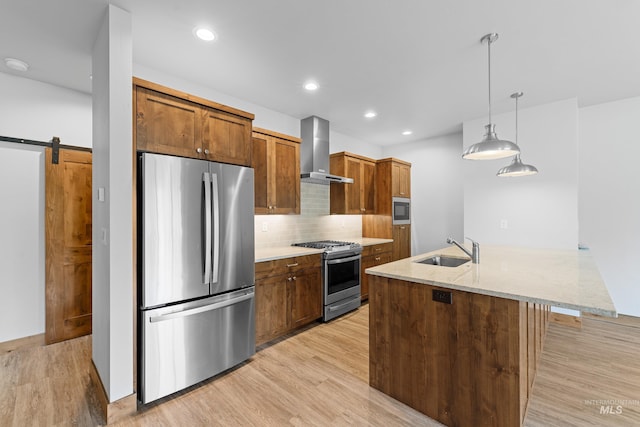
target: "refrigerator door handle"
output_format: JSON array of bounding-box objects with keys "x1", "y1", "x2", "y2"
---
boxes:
[
  {"x1": 203, "y1": 172, "x2": 212, "y2": 285},
  {"x1": 149, "y1": 292, "x2": 254, "y2": 323},
  {"x1": 211, "y1": 172, "x2": 220, "y2": 284}
]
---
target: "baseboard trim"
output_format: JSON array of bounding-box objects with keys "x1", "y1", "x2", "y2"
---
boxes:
[
  {"x1": 0, "y1": 333, "x2": 45, "y2": 355},
  {"x1": 550, "y1": 312, "x2": 582, "y2": 329},
  {"x1": 89, "y1": 360, "x2": 137, "y2": 424}
]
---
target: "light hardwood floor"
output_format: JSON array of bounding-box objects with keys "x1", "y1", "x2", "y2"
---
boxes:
[{"x1": 1, "y1": 305, "x2": 639, "y2": 426}]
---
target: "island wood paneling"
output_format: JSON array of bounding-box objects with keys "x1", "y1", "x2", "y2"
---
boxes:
[{"x1": 369, "y1": 275, "x2": 549, "y2": 427}]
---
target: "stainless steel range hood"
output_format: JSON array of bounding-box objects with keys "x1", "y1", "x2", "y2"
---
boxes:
[{"x1": 300, "y1": 116, "x2": 353, "y2": 185}]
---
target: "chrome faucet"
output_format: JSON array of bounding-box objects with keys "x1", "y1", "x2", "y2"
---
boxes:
[{"x1": 446, "y1": 237, "x2": 480, "y2": 264}]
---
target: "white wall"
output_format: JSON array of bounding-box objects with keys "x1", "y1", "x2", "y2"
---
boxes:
[
  {"x1": 0, "y1": 72, "x2": 92, "y2": 148},
  {"x1": 92, "y1": 4, "x2": 134, "y2": 401},
  {"x1": 0, "y1": 142, "x2": 45, "y2": 342},
  {"x1": 463, "y1": 98, "x2": 579, "y2": 250},
  {"x1": 134, "y1": 64, "x2": 375, "y2": 157},
  {"x1": 383, "y1": 133, "x2": 464, "y2": 255},
  {"x1": 330, "y1": 131, "x2": 383, "y2": 159},
  {"x1": 134, "y1": 64, "x2": 301, "y2": 138},
  {"x1": 579, "y1": 97, "x2": 640, "y2": 317},
  {"x1": 0, "y1": 73, "x2": 92, "y2": 344}
]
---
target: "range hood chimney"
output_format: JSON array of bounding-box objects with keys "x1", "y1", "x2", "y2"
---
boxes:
[{"x1": 300, "y1": 116, "x2": 353, "y2": 185}]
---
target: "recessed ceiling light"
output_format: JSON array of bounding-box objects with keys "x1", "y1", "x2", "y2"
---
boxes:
[
  {"x1": 364, "y1": 111, "x2": 377, "y2": 119},
  {"x1": 402, "y1": 130, "x2": 413, "y2": 136},
  {"x1": 4, "y1": 57, "x2": 29, "y2": 72},
  {"x1": 194, "y1": 27, "x2": 216, "y2": 41},
  {"x1": 304, "y1": 81, "x2": 319, "y2": 91}
]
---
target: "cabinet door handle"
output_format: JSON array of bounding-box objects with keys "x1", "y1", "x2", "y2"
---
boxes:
[
  {"x1": 204, "y1": 149, "x2": 210, "y2": 155},
  {"x1": 292, "y1": 276, "x2": 297, "y2": 281},
  {"x1": 286, "y1": 263, "x2": 299, "y2": 268},
  {"x1": 287, "y1": 277, "x2": 293, "y2": 282},
  {"x1": 196, "y1": 147, "x2": 202, "y2": 154}
]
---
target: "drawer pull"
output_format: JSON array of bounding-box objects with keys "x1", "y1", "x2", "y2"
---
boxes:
[
  {"x1": 375, "y1": 257, "x2": 381, "y2": 261},
  {"x1": 375, "y1": 247, "x2": 382, "y2": 252},
  {"x1": 286, "y1": 263, "x2": 299, "y2": 268}
]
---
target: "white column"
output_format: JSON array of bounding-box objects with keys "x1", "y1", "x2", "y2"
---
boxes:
[{"x1": 91, "y1": 3, "x2": 133, "y2": 402}]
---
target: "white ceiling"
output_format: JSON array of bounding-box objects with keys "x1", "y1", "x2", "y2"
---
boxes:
[{"x1": 2, "y1": 0, "x2": 639, "y2": 145}]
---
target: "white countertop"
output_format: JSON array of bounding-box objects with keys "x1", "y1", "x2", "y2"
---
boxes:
[
  {"x1": 255, "y1": 237, "x2": 394, "y2": 263},
  {"x1": 255, "y1": 246, "x2": 324, "y2": 263},
  {"x1": 366, "y1": 245, "x2": 617, "y2": 317}
]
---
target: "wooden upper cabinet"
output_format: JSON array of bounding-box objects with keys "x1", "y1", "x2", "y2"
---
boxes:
[
  {"x1": 391, "y1": 161, "x2": 411, "y2": 197},
  {"x1": 345, "y1": 156, "x2": 362, "y2": 214},
  {"x1": 135, "y1": 87, "x2": 200, "y2": 158},
  {"x1": 133, "y1": 78, "x2": 254, "y2": 166},
  {"x1": 253, "y1": 134, "x2": 269, "y2": 213},
  {"x1": 330, "y1": 152, "x2": 377, "y2": 214},
  {"x1": 375, "y1": 158, "x2": 412, "y2": 215},
  {"x1": 252, "y1": 128, "x2": 301, "y2": 215},
  {"x1": 362, "y1": 159, "x2": 376, "y2": 212},
  {"x1": 202, "y1": 108, "x2": 252, "y2": 166}
]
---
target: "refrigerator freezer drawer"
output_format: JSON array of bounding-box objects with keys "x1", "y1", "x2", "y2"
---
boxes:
[{"x1": 140, "y1": 287, "x2": 255, "y2": 404}]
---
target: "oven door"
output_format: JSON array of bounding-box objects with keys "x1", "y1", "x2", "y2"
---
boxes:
[{"x1": 324, "y1": 254, "x2": 361, "y2": 305}]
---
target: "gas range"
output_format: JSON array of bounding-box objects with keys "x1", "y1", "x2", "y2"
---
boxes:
[
  {"x1": 292, "y1": 240, "x2": 362, "y2": 321},
  {"x1": 292, "y1": 240, "x2": 362, "y2": 258}
]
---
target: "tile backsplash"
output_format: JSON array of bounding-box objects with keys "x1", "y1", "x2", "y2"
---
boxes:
[{"x1": 254, "y1": 182, "x2": 362, "y2": 249}]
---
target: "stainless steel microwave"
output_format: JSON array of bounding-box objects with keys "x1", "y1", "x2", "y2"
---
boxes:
[{"x1": 392, "y1": 197, "x2": 410, "y2": 225}]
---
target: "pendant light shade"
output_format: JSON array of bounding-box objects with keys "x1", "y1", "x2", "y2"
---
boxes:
[
  {"x1": 497, "y1": 155, "x2": 538, "y2": 177},
  {"x1": 497, "y1": 92, "x2": 538, "y2": 177},
  {"x1": 463, "y1": 33, "x2": 520, "y2": 160}
]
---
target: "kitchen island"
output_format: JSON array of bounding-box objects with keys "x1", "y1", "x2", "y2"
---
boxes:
[{"x1": 366, "y1": 245, "x2": 616, "y2": 427}]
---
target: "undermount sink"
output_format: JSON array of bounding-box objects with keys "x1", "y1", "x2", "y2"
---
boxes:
[{"x1": 415, "y1": 255, "x2": 470, "y2": 268}]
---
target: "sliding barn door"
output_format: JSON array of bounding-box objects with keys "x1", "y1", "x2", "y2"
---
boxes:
[{"x1": 45, "y1": 148, "x2": 92, "y2": 344}]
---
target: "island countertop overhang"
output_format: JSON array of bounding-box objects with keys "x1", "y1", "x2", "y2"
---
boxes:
[{"x1": 365, "y1": 245, "x2": 617, "y2": 317}]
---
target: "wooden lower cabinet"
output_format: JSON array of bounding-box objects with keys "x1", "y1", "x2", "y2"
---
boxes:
[
  {"x1": 360, "y1": 243, "x2": 393, "y2": 300},
  {"x1": 369, "y1": 276, "x2": 550, "y2": 426},
  {"x1": 290, "y1": 268, "x2": 322, "y2": 328},
  {"x1": 255, "y1": 254, "x2": 322, "y2": 346}
]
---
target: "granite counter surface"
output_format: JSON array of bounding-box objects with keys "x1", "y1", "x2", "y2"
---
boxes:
[
  {"x1": 366, "y1": 245, "x2": 617, "y2": 317},
  {"x1": 255, "y1": 237, "x2": 393, "y2": 263}
]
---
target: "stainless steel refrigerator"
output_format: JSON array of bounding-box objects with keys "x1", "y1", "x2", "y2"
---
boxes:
[{"x1": 138, "y1": 152, "x2": 255, "y2": 404}]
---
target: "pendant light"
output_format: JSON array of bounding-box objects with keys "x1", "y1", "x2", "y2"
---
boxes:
[
  {"x1": 463, "y1": 33, "x2": 520, "y2": 160},
  {"x1": 497, "y1": 92, "x2": 539, "y2": 177}
]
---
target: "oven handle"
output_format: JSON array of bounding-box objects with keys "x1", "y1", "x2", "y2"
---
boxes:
[
  {"x1": 328, "y1": 297, "x2": 358, "y2": 312},
  {"x1": 326, "y1": 254, "x2": 361, "y2": 265}
]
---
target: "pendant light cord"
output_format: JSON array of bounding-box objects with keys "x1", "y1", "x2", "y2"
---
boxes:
[
  {"x1": 487, "y1": 37, "x2": 492, "y2": 123},
  {"x1": 515, "y1": 95, "x2": 518, "y2": 145}
]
